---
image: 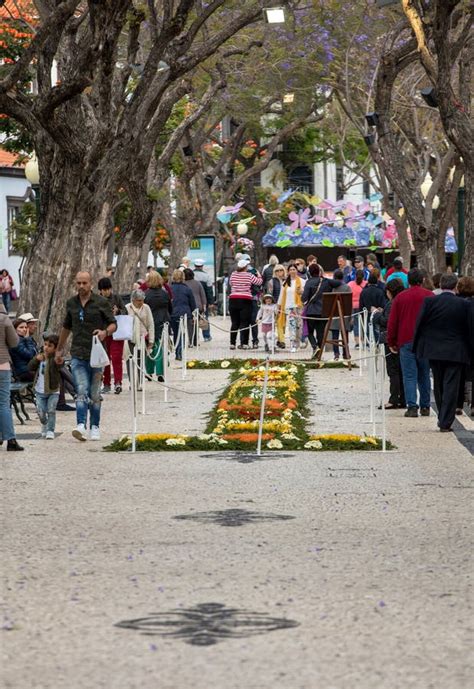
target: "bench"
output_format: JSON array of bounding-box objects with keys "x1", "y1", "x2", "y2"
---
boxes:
[{"x1": 10, "y1": 382, "x2": 33, "y2": 425}]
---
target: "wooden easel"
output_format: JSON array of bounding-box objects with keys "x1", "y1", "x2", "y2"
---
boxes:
[{"x1": 317, "y1": 292, "x2": 352, "y2": 368}]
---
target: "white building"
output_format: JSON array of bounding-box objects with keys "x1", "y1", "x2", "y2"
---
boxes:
[{"x1": 0, "y1": 148, "x2": 31, "y2": 293}]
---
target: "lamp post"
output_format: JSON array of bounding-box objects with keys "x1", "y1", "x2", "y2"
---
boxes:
[
  {"x1": 24, "y1": 153, "x2": 40, "y2": 218},
  {"x1": 263, "y1": 7, "x2": 285, "y2": 23}
]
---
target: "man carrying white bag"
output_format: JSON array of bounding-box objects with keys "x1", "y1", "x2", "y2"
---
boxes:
[{"x1": 56, "y1": 271, "x2": 117, "y2": 442}]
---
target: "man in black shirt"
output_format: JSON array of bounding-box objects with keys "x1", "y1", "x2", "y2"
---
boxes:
[{"x1": 56, "y1": 271, "x2": 116, "y2": 442}]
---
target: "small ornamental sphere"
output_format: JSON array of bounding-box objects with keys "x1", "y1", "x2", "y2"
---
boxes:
[{"x1": 237, "y1": 222, "x2": 248, "y2": 236}]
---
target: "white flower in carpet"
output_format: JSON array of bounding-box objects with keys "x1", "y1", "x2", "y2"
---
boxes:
[
  {"x1": 281, "y1": 433, "x2": 299, "y2": 440},
  {"x1": 198, "y1": 434, "x2": 212, "y2": 441},
  {"x1": 221, "y1": 360, "x2": 231, "y2": 368},
  {"x1": 304, "y1": 440, "x2": 323, "y2": 449},
  {"x1": 359, "y1": 437, "x2": 367, "y2": 443},
  {"x1": 218, "y1": 439, "x2": 228, "y2": 445},
  {"x1": 267, "y1": 439, "x2": 283, "y2": 449},
  {"x1": 165, "y1": 437, "x2": 186, "y2": 446}
]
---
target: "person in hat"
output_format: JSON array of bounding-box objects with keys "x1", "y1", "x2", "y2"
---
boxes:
[
  {"x1": 9, "y1": 318, "x2": 38, "y2": 382},
  {"x1": 193, "y1": 259, "x2": 214, "y2": 342},
  {"x1": 257, "y1": 294, "x2": 278, "y2": 353},
  {"x1": 346, "y1": 256, "x2": 370, "y2": 283},
  {"x1": 228, "y1": 259, "x2": 263, "y2": 349},
  {"x1": 18, "y1": 312, "x2": 39, "y2": 340}
]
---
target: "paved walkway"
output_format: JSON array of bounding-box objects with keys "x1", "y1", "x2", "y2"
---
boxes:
[{"x1": 1, "y1": 316, "x2": 473, "y2": 688}]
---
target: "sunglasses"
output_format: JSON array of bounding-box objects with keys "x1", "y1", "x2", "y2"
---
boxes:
[{"x1": 79, "y1": 308, "x2": 85, "y2": 323}]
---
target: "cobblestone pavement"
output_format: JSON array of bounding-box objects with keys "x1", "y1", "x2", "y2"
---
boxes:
[{"x1": 1, "y1": 317, "x2": 473, "y2": 689}]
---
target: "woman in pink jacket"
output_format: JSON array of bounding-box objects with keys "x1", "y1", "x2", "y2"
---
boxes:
[{"x1": 347, "y1": 269, "x2": 367, "y2": 349}]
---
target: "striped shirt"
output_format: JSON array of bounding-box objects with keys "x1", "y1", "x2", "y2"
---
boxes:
[{"x1": 229, "y1": 271, "x2": 262, "y2": 300}]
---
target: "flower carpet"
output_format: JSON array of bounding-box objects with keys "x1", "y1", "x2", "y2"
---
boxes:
[
  {"x1": 106, "y1": 361, "x2": 391, "y2": 452},
  {"x1": 187, "y1": 359, "x2": 357, "y2": 370}
]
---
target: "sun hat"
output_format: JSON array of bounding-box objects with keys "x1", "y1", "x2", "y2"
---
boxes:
[
  {"x1": 194, "y1": 259, "x2": 204, "y2": 267},
  {"x1": 237, "y1": 259, "x2": 250, "y2": 269},
  {"x1": 18, "y1": 312, "x2": 39, "y2": 322},
  {"x1": 262, "y1": 293, "x2": 274, "y2": 302}
]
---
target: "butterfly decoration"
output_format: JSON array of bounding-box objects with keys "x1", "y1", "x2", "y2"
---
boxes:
[
  {"x1": 288, "y1": 208, "x2": 314, "y2": 231},
  {"x1": 302, "y1": 193, "x2": 322, "y2": 208},
  {"x1": 216, "y1": 201, "x2": 245, "y2": 224},
  {"x1": 230, "y1": 215, "x2": 255, "y2": 225},
  {"x1": 316, "y1": 199, "x2": 335, "y2": 210},
  {"x1": 258, "y1": 205, "x2": 282, "y2": 216},
  {"x1": 277, "y1": 189, "x2": 296, "y2": 203}
]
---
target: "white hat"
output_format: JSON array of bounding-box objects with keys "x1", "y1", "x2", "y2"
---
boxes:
[
  {"x1": 241, "y1": 254, "x2": 250, "y2": 261},
  {"x1": 237, "y1": 259, "x2": 249, "y2": 269},
  {"x1": 194, "y1": 259, "x2": 204, "y2": 267},
  {"x1": 18, "y1": 312, "x2": 39, "y2": 322}
]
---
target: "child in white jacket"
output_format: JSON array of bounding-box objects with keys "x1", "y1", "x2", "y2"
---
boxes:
[{"x1": 256, "y1": 294, "x2": 278, "y2": 353}]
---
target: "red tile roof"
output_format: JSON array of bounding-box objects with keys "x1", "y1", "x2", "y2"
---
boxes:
[
  {"x1": 0, "y1": 147, "x2": 25, "y2": 168},
  {"x1": 0, "y1": 1, "x2": 36, "y2": 20}
]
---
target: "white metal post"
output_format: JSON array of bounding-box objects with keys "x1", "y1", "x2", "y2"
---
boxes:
[
  {"x1": 271, "y1": 310, "x2": 275, "y2": 356},
  {"x1": 223, "y1": 280, "x2": 227, "y2": 319},
  {"x1": 182, "y1": 315, "x2": 187, "y2": 380},
  {"x1": 379, "y1": 349, "x2": 386, "y2": 451},
  {"x1": 140, "y1": 336, "x2": 146, "y2": 415},
  {"x1": 256, "y1": 357, "x2": 270, "y2": 457},
  {"x1": 163, "y1": 322, "x2": 169, "y2": 403},
  {"x1": 130, "y1": 350, "x2": 137, "y2": 453}
]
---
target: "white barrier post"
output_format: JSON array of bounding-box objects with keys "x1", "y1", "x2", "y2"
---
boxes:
[
  {"x1": 130, "y1": 350, "x2": 137, "y2": 453},
  {"x1": 140, "y1": 336, "x2": 146, "y2": 415},
  {"x1": 358, "y1": 311, "x2": 363, "y2": 377},
  {"x1": 223, "y1": 280, "x2": 227, "y2": 319},
  {"x1": 271, "y1": 310, "x2": 275, "y2": 357},
  {"x1": 163, "y1": 322, "x2": 169, "y2": 402},
  {"x1": 368, "y1": 320, "x2": 375, "y2": 426},
  {"x1": 256, "y1": 357, "x2": 270, "y2": 457},
  {"x1": 379, "y1": 349, "x2": 386, "y2": 451},
  {"x1": 182, "y1": 315, "x2": 187, "y2": 380},
  {"x1": 193, "y1": 309, "x2": 199, "y2": 350}
]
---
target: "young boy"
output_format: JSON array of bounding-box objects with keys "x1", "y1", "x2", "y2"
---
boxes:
[
  {"x1": 28, "y1": 334, "x2": 61, "y2": 439},
  {"x1": 256, "y1": 294, "x2": 278, "y2": 353}
]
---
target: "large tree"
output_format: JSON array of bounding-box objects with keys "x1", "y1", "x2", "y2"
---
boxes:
[{"x1": 0, "y1": 0, "x2": 293, "y2": 327}]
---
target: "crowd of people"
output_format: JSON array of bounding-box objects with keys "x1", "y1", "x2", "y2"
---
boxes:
[
  {"x1": 0, "y1": 250, "x2": 472, "y2": 450},
  {"x1": 226, "y1": 252, "x2": 474, "y2": 430}
]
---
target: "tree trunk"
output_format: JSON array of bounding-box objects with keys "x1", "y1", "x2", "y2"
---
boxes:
[
  {"x1": 169, "y1": 224, "x2": 193, "y2": 272},
  {"x1": 138, "y1": 228, "x2": 153, "y2": 278},
  {"x1": 18, "y1": 168, "x2": 113, "y2": 332},
  {"x1": 395, "y1": 214, "x2": 412, "y2": 266},
  {"x1": 461, "y1": 169, "x2": 473, "y2": 276}
]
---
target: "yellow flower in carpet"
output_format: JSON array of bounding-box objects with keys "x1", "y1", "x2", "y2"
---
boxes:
[
  {"x1": 188, "y1": 360, "x2": 196, "y2": 368},
  {"x1": 267, "y1": 439, "x2": 283, "y2": 449},
  {"x1": 165, "y1": 437, "x2": 186, "y2": 446},
  {"x1": 304, "y1": 440, "x2": 323, "y2": 450},
  {"x1": 221, "y1": 360, "x2": 231, "y2": 368},
  {"x1": 365, "y1": 436, "x2": 378, "y2": 446},
  {"x1": 137, "y1": 433, "x2": 188, "y2": 441},
  {"x1": 311, "y1": 434, "x2": 362, "y2": 442}
]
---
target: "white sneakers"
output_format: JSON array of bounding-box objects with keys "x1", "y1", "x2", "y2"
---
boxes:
[
  {"x1": 72, "y1": 424, "x2": 101, "y2": 441},
  {"x1": 72, "y1": 424, "x2": 88, "y2": 442},
  {"x1": 90, "y1": 426, "x2": 100, "y2": 441},
  {"x1": 41, "y1": 426, "x2": 47, "y2": 438},
  {"x1": 45, "y1": 431, "x2": 55, "y2": 440}
]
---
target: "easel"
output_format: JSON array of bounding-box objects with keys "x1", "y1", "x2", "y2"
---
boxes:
[{"x1": 317, "y1": 292, "x2": 352, "y2": 369}]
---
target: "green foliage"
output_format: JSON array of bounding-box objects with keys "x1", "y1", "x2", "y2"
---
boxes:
[{"x1": 9, "y1": 202, "x2": 37, "y2": 255}]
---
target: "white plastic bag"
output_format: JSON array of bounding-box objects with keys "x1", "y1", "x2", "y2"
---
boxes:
[
  {"x1": 90, "y1": 335, "x2": 110, "y2": 368},
  {"x1": 113, "y1": 315, "x2": 134, "y2": 341}
]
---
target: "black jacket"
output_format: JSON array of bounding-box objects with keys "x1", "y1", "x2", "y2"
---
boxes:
[
  {"x1": 413, "y1": 292, "x2": 473, "y2": 365},
  {"x1": 372, "y1": 300, "x2": 392, "y2": 344},
  {"x1": 359, "y1": 284, "x2": 386, "y2": 311},
  {"x1": 302, "y1": 277, "x2": 341, "y2": 316},
  {"x1": 145, "y1": 287, "x2": 171, "y2": 332}
]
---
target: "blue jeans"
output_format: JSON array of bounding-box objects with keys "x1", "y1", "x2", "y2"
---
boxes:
[
  {"x1": 70, "y1": 358, "x2": 103, "y2": 428},
  {"x1": 35, "y1": 392, "x2": 59, "y2": 433},
  {"x1": 2, "y1": 292, "x2": 11, "y2": 313},
  {"x1": 399, "y1": 342, "x2": 430, "y2": 409},
  {"x1": 0, "y1": 370, "x2": 16, "y2": 441}
]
